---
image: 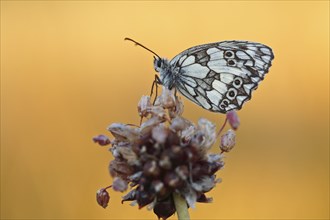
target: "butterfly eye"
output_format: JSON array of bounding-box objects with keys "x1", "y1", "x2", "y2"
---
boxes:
[
  {"x1": 156, "y1": 59, "x2": 162, "y2": 68},
  {"x1": 153, "y1": 58, "x2": 163, "y2": 71}
]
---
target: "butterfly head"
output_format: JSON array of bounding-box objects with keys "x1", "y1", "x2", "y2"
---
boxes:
[
  {"x1": 153, "y1": 57, "x2": 167, "y2": 72},
  {"x1": 153, "y1": 57, "x2": 176, "y2": 89}
]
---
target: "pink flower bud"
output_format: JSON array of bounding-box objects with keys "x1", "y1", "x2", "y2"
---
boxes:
[
  {"x1": 226, "y1": 110, "x2": 240, "y2": 130},
  {"x1": 93, "y1": 135, "x2": 110, "y2": 146},
  {"x1": 96, "y1": 188, "x2": 110, "y2": 208},
  {"x1": 220, "y1": 129, "x2": 236, "y2": 152},
  {"x1": 112, "y1": 177, "x2": 128, "y2": 192}
]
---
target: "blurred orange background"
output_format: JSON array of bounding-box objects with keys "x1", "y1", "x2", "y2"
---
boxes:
[{"x1": 1, "y1": 1, "x2": 329, "y2": 219}]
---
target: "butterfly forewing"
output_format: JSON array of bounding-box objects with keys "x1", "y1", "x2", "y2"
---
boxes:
[{"x1": 170, "y1": 41, "x2": 274, "y2": 113}]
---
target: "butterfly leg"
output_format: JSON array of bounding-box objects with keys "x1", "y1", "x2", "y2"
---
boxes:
[
  {"x1": 150, "y1": 75, "x2": 162, "y2": 105},
  {"x1": 139, "y1": 115, "x2": 143, "y2": 126},
  {"x1": 140, "y1": 75, "x2": 162, "y2": 125},
  {"x1": 172, "y1": 88, "x2": 178, "y2": 112},
  {"x1": 174, "y1": 88, "x2": 178, "y2": 98}
]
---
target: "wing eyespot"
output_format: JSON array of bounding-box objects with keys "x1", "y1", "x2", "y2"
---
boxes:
[
  {"x1": 226, "y1": 88, "x2": 237, "y2": 100},
  {"x1": 220, "y1": 99, "x2": 230, "y2": 110},
  {"x1": 227, "y1": 59, "x2": 236, "y2": 66},
  {"x1": 233, "y1": 77, "x2": 243, "y2": 88},
  {"x1": 224, "y1": 50, "x2": 234, "y2": 58}
]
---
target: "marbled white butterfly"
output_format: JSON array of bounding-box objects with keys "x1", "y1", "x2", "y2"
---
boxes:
[{"x1": 125, "y1": 38, "x2": 274, "y2": 113}]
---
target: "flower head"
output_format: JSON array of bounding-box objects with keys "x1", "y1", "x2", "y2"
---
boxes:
[{"x1": 95, "y1": 88, "x2": 236, "y2": 219}]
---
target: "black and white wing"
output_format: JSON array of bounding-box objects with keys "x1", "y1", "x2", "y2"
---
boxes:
[{"x1": 169, "y1": 40, "x2": 274, "y2": 113}]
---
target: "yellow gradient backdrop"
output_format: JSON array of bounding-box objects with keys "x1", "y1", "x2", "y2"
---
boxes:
[{"x1": 1, "y1": 1, "x2": 329, "y2": 219}]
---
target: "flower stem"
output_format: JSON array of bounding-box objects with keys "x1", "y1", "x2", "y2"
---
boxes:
[
  {"x1": 173, "y1": 192, "x2": 190, "y2": 220},
  {"x1": 217, "y1": 117, "x2": 228, "y2": 137}
]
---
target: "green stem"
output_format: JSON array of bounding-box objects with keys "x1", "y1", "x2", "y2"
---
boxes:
[{"x1": 173, "y1": 192, "x2": 190, "y2": 220}]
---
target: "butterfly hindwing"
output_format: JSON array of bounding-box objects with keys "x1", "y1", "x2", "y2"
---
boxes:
[{"x1": 171, "y1": 41, "x2": 274, "y2": 113}]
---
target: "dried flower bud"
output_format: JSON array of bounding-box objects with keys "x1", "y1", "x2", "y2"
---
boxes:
[
  {"x1": 220, "y1": 129, "x2": 236, "y2": 152},
  {"x1": 109, "y1": 158, "x2": 134, "y2": 180},
  {"x1": 108, "y1": 123, "x2": 139, "y2": 142},
  {"x1": 152, "y1": 125, "x2": 168, "y2": 144},
  {"x1": 189, "y1": 164, "x2": 203, "y2": 179},
  {"x1": 207, "y1": 161, "x2": 224, "y2": 175},
  {"x1": 112, "y1": 177, "x2": 128, "y2": 192},
  {"x1": 114, "y1": 145, "x2": 139, "y2": 166},
  {"x1": 175, "y1": 165, "x2": 189, "y2": 180},
  {"x1": 190, "y1": 132, "x2": 205, "y2": 148},
  {"x1": 128, "y1": 171, "x2": 142, "y2": 180},
  {"x1": 155, "y1": 87, "x2": 176, "y2": 109},
  {"x1": 169, "y1": 97, "x2": 184, "y2": 119},
  {"x1": 151, "y1": 180, "x2": 168, "y2": 198},
  {"x1": 122, "y1": 189, "x2": 137, "y2": 203},
  {"x1": 93, "y1": 134, "x2": 111, "y2": 146},
  {"x1": 181, "y1": 185, "x2": 197, "y2": 208},
  {"x1": 153, "y1": 197, "x2": 176, "y2": 220},
  {"x1": 143, "y1": 160, "x2": 160, "y2": 177},
  {"x1": 192, "y1": 176, "x2": 215, "y2": 193},
  {"x1": 164, "y1": 172, "x2": 183, "y2": 188},
  {"x1": 96, "y1": 188, "x2": 110, "y2": 208},
  {"x1": 206, "y1": 154, "x2": 225, "y2": 175},
  {"x1": 140, "y1": 116, "x2": 165, "y2": 136},
  {"x1": 169, "y1": 116, "x2": 192, "y2": 132},
  {"x1": 196, "y1": 118, "x2": 216, "y2": 149},
  {"x1": 167, "y1": 145, "x2": 185, "y2": 163},
  {"x1": 197, "y1": 193, "x2": 213, "y2": 203},
  {"x1": 159, "y1": 154, "x2": 172, "y2": 170},
  {"x1": 207, "y1": 153, "x2": 222, "y2": 163},
  {"x1": 181, "y1": 125, "x2": 195, "y2": 142},
  {"x1": 136, "y1": 188, "x2": 156, "y2": 209},
  {"x1": 138, "y1": 95, "x2": 151, "y2": 117},
  {"x1": 148, "y1": 106, "x2": 167, "y2": 119},
  {"x1": 226, "y1": 110, "x2": 240, "y2": 130}
]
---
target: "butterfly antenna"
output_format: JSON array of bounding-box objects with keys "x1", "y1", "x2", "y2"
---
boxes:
[{"x1": 124, "y1": 37, "x2": 161, "y2": 59}]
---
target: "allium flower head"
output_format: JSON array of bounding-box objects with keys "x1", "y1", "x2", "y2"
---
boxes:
[{"x1": 95, "y1": 87, "x2": 236, "y2": 220}]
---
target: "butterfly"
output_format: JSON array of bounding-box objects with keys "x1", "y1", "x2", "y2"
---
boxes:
[{"x1": 125, "y1": 38, "x2": 274, "y2": 113}]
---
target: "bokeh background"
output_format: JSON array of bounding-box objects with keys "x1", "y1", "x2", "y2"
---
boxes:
[{"x1": 1, "y1": 1, "x2": 329, "y2": 219}]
